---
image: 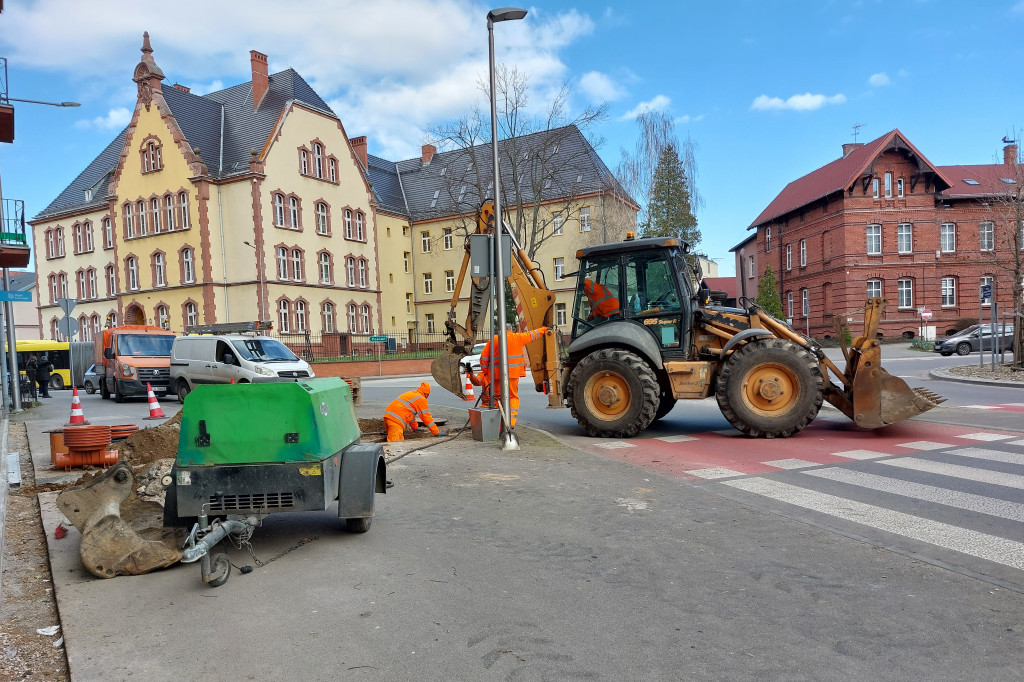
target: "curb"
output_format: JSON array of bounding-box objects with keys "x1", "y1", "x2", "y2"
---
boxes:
[{"x1": 928, "y1": 368, "x2": 1024, "y2": 388}]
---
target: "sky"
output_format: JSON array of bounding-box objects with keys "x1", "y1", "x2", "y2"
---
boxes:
[{"x1": 2, "y1": 0, "x2": 1024, "y2": 277}]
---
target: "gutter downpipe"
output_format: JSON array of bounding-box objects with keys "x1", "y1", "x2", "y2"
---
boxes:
[{"x1": 216, "y1": 104, "x2": 230, "y2": 322}]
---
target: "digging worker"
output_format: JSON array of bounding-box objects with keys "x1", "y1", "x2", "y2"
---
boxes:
[
  {"x1": 383, "y1": 382, "x2": 448, "y2": 442},
  {"x1": 464, "y1": 325, "x2": 548, "y2": 428},
  {"x1": 582, "y1": 278, "x2": 620, "y2": 320}
]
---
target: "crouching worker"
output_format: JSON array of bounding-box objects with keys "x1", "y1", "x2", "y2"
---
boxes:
[{"x1": 383, "y1": 382, "x2": 449, "y2": 442}]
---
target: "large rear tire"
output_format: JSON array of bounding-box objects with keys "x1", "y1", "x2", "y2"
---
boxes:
[
  {"x1": 567, "y1": 349, "x2": 659, "y2": 438},
  {"x1": 715, "y1": 338, "x2": 824, "y2": 438}
]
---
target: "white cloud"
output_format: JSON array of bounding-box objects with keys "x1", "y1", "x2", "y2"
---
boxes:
[
  {"x1": 0, "y1": 0, "x2": 596, "y2": 162},
  {"x1": 579, "y1": 71, "x2": 626, "y2": 103},
  {"x1": 751, "y1": 92, "x2": 847, "y2": 111},
  {"x1": 868, "y1": 72, "x2": 890, "y2": 87},
  {"x1": 619, "y1": 94, "x2": 671, "y2": 120},
  {"x1": 74, "y1": 107, "x2": 132, "y2": 130},
  {"x1": 676, "y1": 114, "x2": 704, "y2": 125}
]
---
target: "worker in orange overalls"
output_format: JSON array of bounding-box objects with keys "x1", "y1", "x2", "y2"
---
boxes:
[
  {"x1": 583, "y1": 279, "x2": 620, "y2": 320},
  {"x1": 383, "y1": 382, "x2": 448, "y2": 442},
  {"x1": 464, "y1": 326, "x2": 547, "y2": 428}
]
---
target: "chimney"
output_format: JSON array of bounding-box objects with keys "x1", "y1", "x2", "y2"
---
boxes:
[
  {"x1": 842, "y1": 142, "x2": 864, "y2": 158},
  {"x1": 1004, "y1": 143, "x2": 1018, "y2": 166},
  {"x1": 250, "y1": 50, "x2": 269, "y2": 110},
  {"x1": 421, "y1": 144, "x2": 436, "y2": 165},
  {"x1": 173, "y1": 83, "x2": 191, "y2": 93},
  {"x1": 351, "y1": 136, "x2": 368, "y2": 169}
]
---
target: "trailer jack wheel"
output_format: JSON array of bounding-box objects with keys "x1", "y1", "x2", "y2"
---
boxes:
[{"x1": 207, "y1": 553, "x2": 231, "y2": 587}]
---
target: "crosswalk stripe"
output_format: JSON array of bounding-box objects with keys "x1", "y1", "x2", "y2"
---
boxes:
[
  {"x1": 654, "y1": 435, "x2": 698, "y2": 443},
  {"x1": 895, "y1": 441, "x2": 951, "y2": 451},
  {"x1": 833, "y1": 449, "x2": 892, "y2": 460},
  {"x1": 688, "y1": 467, "x2": 745, "y2": 480},
  {"x1": 764, "y1": 458, "x2": 818, "y2": 469},
  {"x1": 722, "y1": 478, "x2": 1024, "y2": 570},
  {"x1": 1005, "y1": 439, "x2": 1024, "y2": 448},
  {"x1": 594, "y1": 441, "x2": 634, "y2": 450},
  {"x1": 947, "y1": 447, "x2": 1024, "y2": 466},
  {"x1": 803, "y1": 468, "x2": 1024, "y2": 522},
  {"x1": 958, "y1": 432, "x2": 1015, "y2": 441},
  {"x1": 879, "y1": 458, "x2": 1024, "y2": 490}
]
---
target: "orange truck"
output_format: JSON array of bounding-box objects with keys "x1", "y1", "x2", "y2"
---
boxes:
[{"x1": 97, "y1": 325, "x2": 176, "y2": 402}]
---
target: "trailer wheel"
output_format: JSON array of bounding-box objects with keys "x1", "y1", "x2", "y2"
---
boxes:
[
  {"x1": 208, "y1": 553, "x2": 231, "y2": 587},
  {"x1": 716, "y1": 338, "x2": 823, "y2": 438},
  {"x1": 567, "y1": 349, "x2": 659, "y2": 438},
  {"x1": 345, "y1": 517, "x2": 372, "y2": 533}
]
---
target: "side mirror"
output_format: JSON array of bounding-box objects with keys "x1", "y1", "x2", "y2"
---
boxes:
[
  {"x1": 223, "y1": 353, "x2": 235, "y2": 365},
  {"x1": 103, "y1": 347, "x2": 114, "y2": 360}
]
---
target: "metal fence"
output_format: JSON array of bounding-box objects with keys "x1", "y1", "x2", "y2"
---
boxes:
[{"x1": 261, "y1": 329, "x2": 452, "y2": 363}]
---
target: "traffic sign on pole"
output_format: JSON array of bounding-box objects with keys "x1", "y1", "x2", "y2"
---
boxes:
[
  {"x1": 369, "y1": 335, "x2": 387, "y2": 343},
  {"x1": 56, "y1": 297, "x2": 77, "y2": 316},
  {"x1": 57, "y1": 316, "x2": 79, "y2": 338},
  {"x1": 920, "y1": 309, "x2": 932, "y2": 321}
]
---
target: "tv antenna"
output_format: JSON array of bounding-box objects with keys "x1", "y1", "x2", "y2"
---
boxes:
[{"x1": 852, "y1": 123, "x2": 866, "y2": 143}]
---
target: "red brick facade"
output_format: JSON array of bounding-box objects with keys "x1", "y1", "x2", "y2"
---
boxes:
[{"x1": 749, "y1": 130, "x2": 1022, "y2": 339}]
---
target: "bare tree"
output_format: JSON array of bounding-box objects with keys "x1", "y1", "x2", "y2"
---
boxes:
[
  {"x1": 429, "y1": 66, "x2": 611, "y2": 260},
  {"x1": 983, "y1": 156, "x2": 1024, "y2": 367},
  {"x1": 617, "y1": 111, "x2": 703, "y2": 235}
]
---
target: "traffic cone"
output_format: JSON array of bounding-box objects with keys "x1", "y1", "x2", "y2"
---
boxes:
[
  {"x1": 462, "y1": 369, "x2": 475, "y2": 401},
  {"x1": 144, "y1": 383, "x2": 166, "y2": 420},
  {"x1": 66, "y1": 387, "x2": 89, "y2": 426}
]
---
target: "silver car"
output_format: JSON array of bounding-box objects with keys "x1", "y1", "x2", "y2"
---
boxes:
[
  {"x1": 82, "y1": 364, "x2": 101, "y2": 394},
  {"x1": 934, "y1": 324, "x2": 1015, "y2": 356}
]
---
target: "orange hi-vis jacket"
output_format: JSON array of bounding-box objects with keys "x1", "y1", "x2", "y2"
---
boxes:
[
  {"x1": 384, "y1": 384, "x2": 440, "y2": 436},
  {"x1": 479, "y1": 327, "x2": 548, "y2": 379},
  {"x1": 583, "y1": 279, "x2": 619, "y2": 319}
]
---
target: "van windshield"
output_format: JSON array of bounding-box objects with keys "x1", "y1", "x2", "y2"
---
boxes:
[
  {"x1": 231, "y1": 338, "x2": 299, "y2": 362},
  {"x1": 117, "y1": 334, "x2": 174, "y2": 356}
]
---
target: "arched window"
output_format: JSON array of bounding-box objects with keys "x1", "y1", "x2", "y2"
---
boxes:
[
  {"x1": 347, "y1": 257, "x2": 355, "y2": 287},
  {"x1": 273, "y1": 194, "x2": 285, "y2": 227},
  {"x1": 92, "y1": 315, "x2": 101, "y2": 336},
  {"x1": 137, "y1": 200, "x2": 147, "y2": 235},
  {"x1": 278, "y1": 299, "x2": 290, "y2": 332},
  {"x1": 296, "y1": 300, "x2": 307, "y2": 332},
  {"x1": 74, "y1": 223, "x2": 84, "y2": 253},
  {"x1": 277, "y1": 247, "x2": 289, "y2": 279},
  {"x1": 182, "y1": 248, "x2": 195, "y2": 283},
  {"x1": 185, "y1": 302, "x2": 198, "y2": 327},
  {"x1": 103, "y1": 217, "x2": 113, "y2": 249},
  {"x1": 344, "y1": 210, "x2": 353, "y2": 239},
  {"x1": 154, "y1": 252, "x2": 166, "y2": 287},
  {"x1": 165, "y1": 195, "x2": 175, "y2": 231},
  {"x1": 87, "y1": 268, "x2": 97, "y2": 298},
  {"x1": 316, "y1": 202, "x2": 329, "y2": 235},
  {"x1": 322, "y1": 302, "x2": 335, "y2": 333},
  {"x1": 77, "y1": 270, "x2": 86, "y2": 298},
  {"x1": 156, "y1": 305, "x2": 169, "y2": 329},
  {"x1": 348, "y1": 303, "x2": 357, "y2": 331},
  {"x1": 289, "y1": 197, "x2": 299, "y2": 229},
  {"x1": 291, "y1": 249, "x2": 302, "y2": 281},
  {"x1": 124, "y1": 203, "x2": 134, "y2": 238},
  {"x1": 313, "y1": 143, "x2": 323, "y2": 179},
  {"x1": 300, "y1": 149, "x2": 309, "y2": 175},
  {"x1": 58, "y1": 273, "x2": 68, "y2": 298},
  {"x1": 79, "y1": 315, "x2": 89, "y2": 341},
  {"x1": 329, "y1": 158, "x2": 337, "y2": 182},
  {"x1": 358, "y1": 259, "x2": 366, "y2": 288},
  {"x1": 151, "y1": 198, "x2": 161, "y2": 233},
  {"x1": 361, "y1": 304, "x2": 371, "y2": 333},
  {"x1": 127, "y1": 257, "x2": 139, "y2": 290},
  {"x1": 84, "y1": 221, "x2": 94, "y2": 252},
  {"x1": 106, "y1": 265, "x2": 117, "y2": 296},
  {"x1": 319, "y1": 252, "x2": 331, "y2": 283},
  {"x1": 56, "y1": 227, "x2": 65, "y2": 256},
  {"x1": 356, "y1": 212, "x2": 364, "y2": 241},
  {"x1": 179, "y1": 192, "x2": 190, "y2": 229}
]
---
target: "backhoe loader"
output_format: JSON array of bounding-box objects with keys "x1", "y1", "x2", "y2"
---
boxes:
[{"x1": 431, "y1": 201, "x2": 944, "y2": 438}]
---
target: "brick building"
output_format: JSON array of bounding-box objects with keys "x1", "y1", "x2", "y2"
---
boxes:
[{"x1": 746, "y1": 129, "x2": 1022, "y2": 339}]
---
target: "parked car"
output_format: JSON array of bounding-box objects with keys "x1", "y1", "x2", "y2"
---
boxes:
[
  {"x1": 934, "y1": 324, "x2": 1015, "y2": 356},
  {"x1": 462, "y1": 342, "x2": 487, "y2": 374},
  {"x1": 82, "y1": 364, "x2": 101, "y2": 394}
]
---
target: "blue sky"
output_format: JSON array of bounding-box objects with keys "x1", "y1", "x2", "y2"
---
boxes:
[{"x1": 2, "y1": 0, "x2": 1024, "y2": 277}]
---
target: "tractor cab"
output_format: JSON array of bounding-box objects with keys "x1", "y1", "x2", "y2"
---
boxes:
[{"x1": 571, "y1": 237, "x2": 695, "y2": 357}]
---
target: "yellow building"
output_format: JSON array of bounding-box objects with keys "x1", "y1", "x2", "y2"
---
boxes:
[{"x1": 31, "y1": 33, "x2": 638, "y2": 351}]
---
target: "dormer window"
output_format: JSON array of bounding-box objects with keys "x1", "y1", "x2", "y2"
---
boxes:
[
  {"x1": 84, "y1": 189, "x2": 93, "y2": 202},
  {"x1": 140, "y1": 137, "x2": 163, "y2": 174}
]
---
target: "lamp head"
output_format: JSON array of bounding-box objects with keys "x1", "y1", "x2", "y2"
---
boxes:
[{"x1": 488, "y1": 7, "x2": 527, "y2": 23}]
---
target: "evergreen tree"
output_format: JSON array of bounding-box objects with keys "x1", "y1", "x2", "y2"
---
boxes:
[
  {"x1": 642, "y1": 144, "x2": 699, "y2": 250},
  {"x1": 754, "y1": 266, "x2": 784, "y2": 319}
]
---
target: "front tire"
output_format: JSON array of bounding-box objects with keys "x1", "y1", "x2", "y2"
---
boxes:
[
  {"x1": 956, "y1": 343, "x2": 971, "y2": 356},
  {"x1": 176, "y1": 380, "x2": 191, "y2": 403},
  {"x1": 84, "y1": 381, "x2": 96, "y2": 395},
  {"x1": 715, "y1": 338, "x2": 824, "y2": 438},
  {"x1": 566, "y1": 349, "x2": 659, "y2": 438},
  {"x1": 114, "y1": 383, "x2": 124, "y2": 403}
]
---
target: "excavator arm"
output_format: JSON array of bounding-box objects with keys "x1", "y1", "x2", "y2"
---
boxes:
[{"x1": 431, "y1": 201, "x2": 562, "y2": 407}]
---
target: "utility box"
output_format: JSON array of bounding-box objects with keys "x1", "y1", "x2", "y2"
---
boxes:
[
  {"x1": 469, "y1": 407, "x2": 501, "y2": 442},
  {"x1": 469, "y1": 234, "x2": 511, "y2": 278}
]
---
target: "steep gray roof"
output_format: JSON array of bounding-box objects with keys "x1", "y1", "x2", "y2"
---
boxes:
[
  {"x1": 395, "y1": 125, "x2": 630, "y2": 222},
  {"x1": 6, "y1": 272, "x2": 36, "y2": 291},
  {"x1": 365, "y1": 154, "x2": 408, "y2": 216},
  {"x1": 35, "y1": 68, "x2": 335, "y2": 220}
]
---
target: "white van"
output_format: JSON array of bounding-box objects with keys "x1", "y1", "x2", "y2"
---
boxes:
[{"x1": 170, "y1": 334, "x2": 315, "y2": 401}]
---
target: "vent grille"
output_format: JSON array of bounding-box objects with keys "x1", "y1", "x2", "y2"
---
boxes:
[{"x1": 208, "y1": 492, "x2": 294, "y2": 511}]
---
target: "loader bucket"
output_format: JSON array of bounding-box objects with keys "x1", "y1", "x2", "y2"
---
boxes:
[
  {"x1": 850, "y1": 345, "x2": 945, "y2": 428},
  {"x1": 56, "y1": 462, "x2": 182, "y2": 578},
  {"x1": 431, "y1": 343, "x2": 470, "y2": 397}
]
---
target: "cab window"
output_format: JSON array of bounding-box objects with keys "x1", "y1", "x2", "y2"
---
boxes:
[
  {"x1": 572, "y1": 256, "x2": 622, "y2": 338},
  {"x1": 625, "y1": 251, "x2": 685, "y2": 349}
]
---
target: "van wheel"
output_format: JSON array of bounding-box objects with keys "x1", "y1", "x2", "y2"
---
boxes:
[
  {"x1": 101, "y1": 380, "x2": 110, "y2": 399},
  {"x1": 50, "y1": 375, "x2": 64, "y2": 391},
  {"x1": 114, "y1": 384, "x2": 124, "y2": 403},
  {"x1": 176, "y1": 381, "x2": 191, "y2": 403}
]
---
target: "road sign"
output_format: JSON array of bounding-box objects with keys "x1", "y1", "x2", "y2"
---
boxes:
[
  {"x1": 56, "y1": 297, "x2": 77, "y2": 316},
  {"x1": 981, "y1": 284, "x2": 993, "y2": 301},
  {"x1": 57, "y1": 316, "x2": 79, "y2": 338},
  {"x1": 369, "y1": 335, "x2": 387, "y2": 343},
  {"x1": 0, "y1": 290, "x2": 31, "y2": 302},
  {"x1": 920, "y1": 309, "x2": 932, "y2": 321}
]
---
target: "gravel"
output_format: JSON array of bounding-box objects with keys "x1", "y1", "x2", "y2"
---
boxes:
[{"x1": 945, "y1": 361, "x2": 1024, "y2": 383}]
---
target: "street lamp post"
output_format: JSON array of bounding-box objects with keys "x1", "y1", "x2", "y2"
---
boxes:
[
  {"x1": 0, "y1": 78, "x2": 80, "y2": 412},
  {"x1": 487, "y1": 6, "x2": 527, "y2": 451},
  {"x1": 242, "y1": 241, "x2": 267, "y2": 324}
]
